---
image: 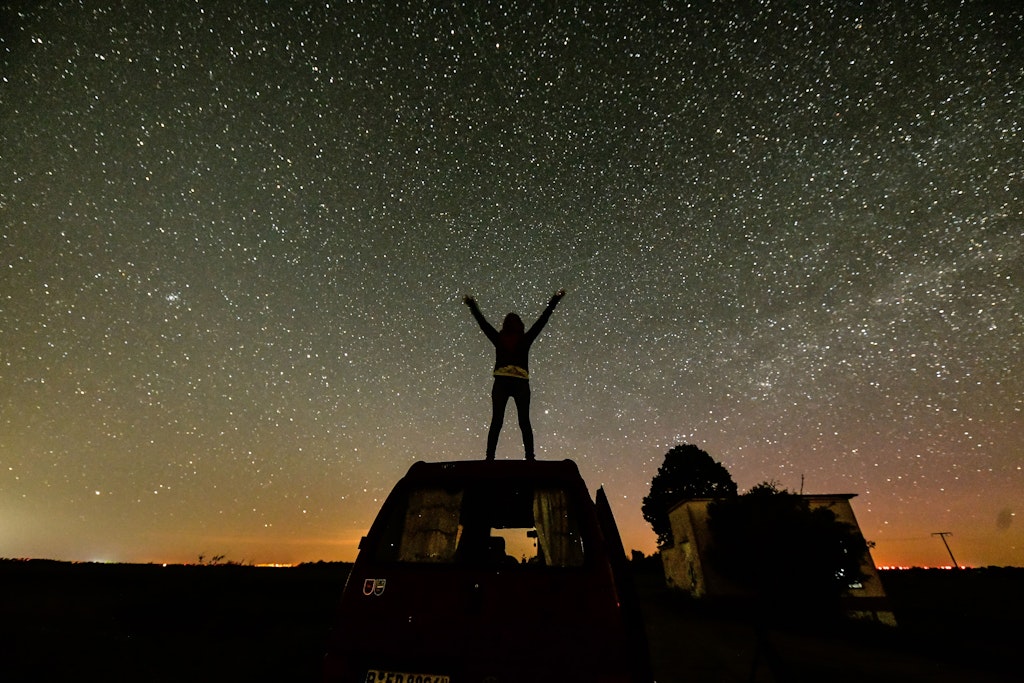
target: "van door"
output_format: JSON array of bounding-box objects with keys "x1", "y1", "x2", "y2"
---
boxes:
[{"x1": 595, "y1": 487, "x2": 654, "y2": 683}]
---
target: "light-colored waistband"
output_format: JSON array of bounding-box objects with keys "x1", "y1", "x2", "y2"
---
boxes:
[{"x1": 494, "y1": 365, "x2": 529, "y2": 379}]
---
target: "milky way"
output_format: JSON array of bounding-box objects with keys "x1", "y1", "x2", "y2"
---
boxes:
[{"x1": 2, "y1": 2, "x2": 1022, "y2": 566}]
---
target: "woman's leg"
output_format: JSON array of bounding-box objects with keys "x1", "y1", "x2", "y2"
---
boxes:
[
  {"x1": 512, "y1": 381, "x2": 534, "y2": 459},
  {"x1": 486, "y1": 380, "x2": 511, "y2": 459}
]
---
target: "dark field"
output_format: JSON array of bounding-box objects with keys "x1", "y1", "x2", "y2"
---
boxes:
[{"x1": 2, "y1": 559, "x2": 1021, "y2": 682}]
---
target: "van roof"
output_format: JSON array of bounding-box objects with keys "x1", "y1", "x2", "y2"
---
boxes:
[{"x1": 403, "y1": 458, "x2": 585, "y2": 483}]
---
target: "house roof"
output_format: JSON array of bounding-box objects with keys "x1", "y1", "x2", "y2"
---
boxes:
[{"x1": 666, "y1": 493, "x2": 859, "y2": 515}]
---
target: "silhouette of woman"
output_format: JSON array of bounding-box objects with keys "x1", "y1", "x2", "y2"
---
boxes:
[{"x1": 464, "y1": 290, "x2": 565, "y2": 460}]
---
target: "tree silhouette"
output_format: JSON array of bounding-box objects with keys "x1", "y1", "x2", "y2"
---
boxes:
[
  {"x1": 642, "y1": 444, "x2": 737, "y2": 548},
  {"x1": 707, "y1": 482, "x2": 871, "y2": 618}
]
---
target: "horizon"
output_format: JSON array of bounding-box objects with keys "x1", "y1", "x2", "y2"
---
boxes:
[
  {"x1": 4, "y1": 554, "x2": 1018, "y2": 572},
  {"x1": 1, "y1": 457, "x2": 1012, "y2": 570}
]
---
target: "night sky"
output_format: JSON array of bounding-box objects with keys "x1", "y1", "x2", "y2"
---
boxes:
[{"x1": 2, "y1": 2, "x2": 1021, "y2": 568}]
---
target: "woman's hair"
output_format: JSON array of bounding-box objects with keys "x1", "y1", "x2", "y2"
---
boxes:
[{"x1": 500, "y1": 313, "x2": 524, "y2": 336}]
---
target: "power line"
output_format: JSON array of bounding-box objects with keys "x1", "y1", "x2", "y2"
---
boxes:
[{"x1": 931, "y1": 531, "x2": 960, "y2": 569}]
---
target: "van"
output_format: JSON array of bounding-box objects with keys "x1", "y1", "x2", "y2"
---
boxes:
[{"x1": 322, "y1": 459, "x2": 651, "y2": 683}]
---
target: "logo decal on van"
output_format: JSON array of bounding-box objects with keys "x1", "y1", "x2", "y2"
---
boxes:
[{"x1": 363, "y1": 578, "x2": 387, "y2": 596}]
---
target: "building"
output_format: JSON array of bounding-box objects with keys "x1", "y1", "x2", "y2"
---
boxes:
[{"x1": 660, "y1": 494, "x2": 897, "y2": 626}]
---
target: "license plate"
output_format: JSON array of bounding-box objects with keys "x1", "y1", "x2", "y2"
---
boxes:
[{"x1": 364, "y1": 670, "x2": 450, "y2": 683}]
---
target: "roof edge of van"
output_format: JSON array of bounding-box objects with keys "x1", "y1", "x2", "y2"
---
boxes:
[{"x1": 405, "y1": 458, "x2": 582, "y2": 478}]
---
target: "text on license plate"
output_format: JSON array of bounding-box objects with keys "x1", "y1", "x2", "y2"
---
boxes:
[{"x1": 364, "y1": 670, "x2": 450, "y2": 683}]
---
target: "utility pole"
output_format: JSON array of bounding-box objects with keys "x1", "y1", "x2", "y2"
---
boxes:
[{"x1": 932, "y1": 532, "x2": 960, "y2": 569}]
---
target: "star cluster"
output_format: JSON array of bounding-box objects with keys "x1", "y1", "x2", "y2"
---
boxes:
[{"x1": 2, "y1": 1, "x2": 1021, "y2": 566}]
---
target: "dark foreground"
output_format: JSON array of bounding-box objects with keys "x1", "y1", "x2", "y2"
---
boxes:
[{"x1": 2, "y1": 559, "x2": 1021, "y2": 682}]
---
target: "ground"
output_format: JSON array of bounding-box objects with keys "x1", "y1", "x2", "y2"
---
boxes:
[{"x1": 2, "y1": 559, "x2": 1020, "y2": 682}]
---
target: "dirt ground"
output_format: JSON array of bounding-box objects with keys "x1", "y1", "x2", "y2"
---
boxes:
[{"x1": 1, "y1": 559, "x2": 1020, "y2": 682}]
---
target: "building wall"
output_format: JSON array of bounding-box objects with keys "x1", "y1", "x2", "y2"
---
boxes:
[
  {"x1": 662, "y1": 500, "x2": 746, "y2": 598},
  {"x1": 661, "y1": 503, "x2": 703, "y2": 595},
  {"x1": 800, "y1": 496, "x2": 889, "y2": 600},
  {"x1": 661, "y1": 495, "x2": 897, "y2": 625}
]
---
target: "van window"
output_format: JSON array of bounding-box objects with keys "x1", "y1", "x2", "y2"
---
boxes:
[
  {"x1": 398, "y1": 488, "x2": 465, "y2": 563},
  {"x1": 376, "y1": 481, "x2": 585, "y2": 568}
]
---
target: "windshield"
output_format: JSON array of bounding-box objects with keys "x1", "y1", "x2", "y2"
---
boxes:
[{"x1": 372, "y1": 480, "x2": 586, "y2": 568}]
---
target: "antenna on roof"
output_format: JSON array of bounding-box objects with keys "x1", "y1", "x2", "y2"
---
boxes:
[{"x1": 799, "y1": 474, "x2": 804, "y2": 495}]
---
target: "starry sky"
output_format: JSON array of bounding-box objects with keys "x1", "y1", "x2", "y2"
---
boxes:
[{"x1": 2, "y1": 1, "x2": 1021, "y2": 568}]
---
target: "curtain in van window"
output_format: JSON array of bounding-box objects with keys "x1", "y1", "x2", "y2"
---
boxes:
[
  {"x1": 533, "y1": 489, "x2": 584, "y2": 567},
  {"x1": 398, "y1": 488, "x2": 464, "y2": 562}
]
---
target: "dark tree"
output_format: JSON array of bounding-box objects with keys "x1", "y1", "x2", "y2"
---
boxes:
[
  {"x1": 642, "y1": 444, "x2": 737, "y2": 548},
  {"x1": 707, "y1": 482, "x2": 871, "y2": 618}
]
